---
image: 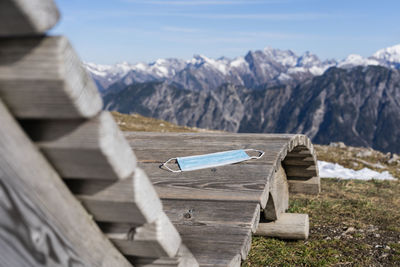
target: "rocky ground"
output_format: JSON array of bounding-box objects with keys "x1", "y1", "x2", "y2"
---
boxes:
[{"x1": 113, "y1": 112, "x2": 400, "y2": 267}]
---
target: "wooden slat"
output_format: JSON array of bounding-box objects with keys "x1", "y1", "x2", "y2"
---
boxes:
[
  {"x1": 162, "y1": 199, "x2": 260, "y2": 233},
  {"x1": 287, "y1": 176, "x2": 321, "y2": 195},
  {"x1": 283, "y1": 157, "x2": 315, "y2": 166},
  {"x1": 129, "y1": 245, "x2": 199, "y2": 267},
  {"x1": 125, "y1": 132, "x2": 290, "y2": 164},
  {"x1": 175, "y1": 224, "x2": 250, "y2": 267},
  {"x1": 0, "y1": 0, "x2": 60, "y2": 36},
  {"x1": 140, "y1": 162, "x2": 271, "y2": 208},
  {"x1": 161, "y1": 200, "x2": 257, "y2": 262},
  {"x1": 0, "y1": 99, "x2": 131, "y2": 266},
  {"x1": 285, "y1": 165, "x2": 317, "y2": 178},
  {"x1": 71, "y1": 168, "x2": 162, "y2": 224},
  {"x1": 22, "y1": 112, "x2": 136, "y2": 180},
  {"x1": 101, "y1": 213, "x2": 182, "y2": 258},
  {"x1": 0, "y1": 36, "x2": 102, "y2": 118}
]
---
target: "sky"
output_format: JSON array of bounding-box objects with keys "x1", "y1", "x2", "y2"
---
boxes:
[{"x1": 52, "y1": 0, "x2": 400, "y2": 65}]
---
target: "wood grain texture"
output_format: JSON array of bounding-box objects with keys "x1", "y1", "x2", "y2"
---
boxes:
[
  {"x1": 175, "y1": 224, "x2": 249, "y2": 266},
  {"x1": 264, "y1": 163, "x2": 289, "y2": 221},
  {"x1": 140, "y1": 162, "x2": 271, "y2": 207},
  {"x1": 0, "y1": 0, "x2": 60, "y2": 36},
  {"x1": 124, "y1": 132, "x2": 320, "y2": 195},
  {"x1": 22, "y1": 112, "x2": 136, "y2": 180},
  {"x1": 162, "y1": 199, "x2": 260, "y2": 234},
  {"x1": 0, "y1": 99, "x2": 131, "y2": 266},
  {"x1": 0, "y1": 36, "x2": 102, "y2": 118},
  {"x1": 288, "y1": 176, "x2": 321, "y2": 195},
  {"x1": 256, "y1": 213, "x2": 309, "y2": 240},
  {"x1": 163, "y1": 200, "x2": 259, "y2": 260},
  {"x1": 74, "y1": 168, "x2": 162, "y2": 224},
  {"x1": 102, "y1": 212, "x2": 182, "y2": 258},
  {"x1": 129, "y1": 245, "x2": 199, "y2": 267}
]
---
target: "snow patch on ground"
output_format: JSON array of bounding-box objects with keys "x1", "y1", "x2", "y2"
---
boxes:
[{"x1": 318, "y1": 161, "x2": 396, "y2": 180}]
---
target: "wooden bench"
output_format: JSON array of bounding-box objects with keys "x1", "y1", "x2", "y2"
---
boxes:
[{"x1": 0, "y1": 1, "x2": 320, "y2": 266}]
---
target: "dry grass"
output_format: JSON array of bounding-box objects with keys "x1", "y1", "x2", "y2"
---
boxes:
[
  {"x1": 111, "y1": 111, "x2": 218, "y2": 133},
  {"x1": 243, "y1": 179, "x2": 400, "y2": 267}
]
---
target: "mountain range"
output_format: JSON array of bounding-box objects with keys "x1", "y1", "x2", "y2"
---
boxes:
[
  {"x1": 86, "y1": 44, "x2": 400, "y2": 92},
  {"x1": 87, "y1": 44, "x2": 400, "y2": 154}
]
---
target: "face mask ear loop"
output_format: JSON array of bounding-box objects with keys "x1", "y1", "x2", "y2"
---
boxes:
[
  {"x1": 162, "y1": 158, "x2": 182, "y2": 173},
  {"x1": 244, "y1": 149, "x2": 265, "y2": 159}
]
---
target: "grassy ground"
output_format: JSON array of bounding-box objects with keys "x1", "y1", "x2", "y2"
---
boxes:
[
  {"x1": 111, "y1": 111, "x2": 217, "y2": 133},
  {"x1": 243, "y1": 179, "x2": 400, "y2": 266},
  {"x1": 113, "y1": 112, "x2": 400, "y2": 266}
]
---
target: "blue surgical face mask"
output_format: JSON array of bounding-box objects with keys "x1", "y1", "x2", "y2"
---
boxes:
[{"x1": 162, "y1": 149, "x2": 264, "y2": 172}]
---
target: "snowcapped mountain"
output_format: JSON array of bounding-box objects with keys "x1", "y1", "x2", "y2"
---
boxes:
[
  {"x1": 86, "y1": 44, "x2": 400, "y2": 93},
  {"x1": 372, "y1": 44, "x2": 400, "y2": 68}
]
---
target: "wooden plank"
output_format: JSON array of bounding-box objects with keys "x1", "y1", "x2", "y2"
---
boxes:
[
  {"x1": 287, "y1": 176, "x2": 321, "y2": 195},
  {"x1": 140, "y1": 162, "x2": 271, "y2": 208},
  {"x1": 175, "y1": 224, "x2": 250, "y2": 266},
  {"x1": 125, "y1": 133, "x2": 289, "y2": 164},
  {"x1": 264, "y1": 163, "x2": 289, "y2": 221},
  {"x1": 256, "y1": 213, "x2": 309, "y2": 240},
  {"x1": 0, "y1": 0, "x2": 60, "y2": 36},
  {"x1": 283, "y1": 157, "x2": 315, "y2": 166},
  {"x1": 285, "y1": 165, "x2": 317, "y2": 178},
  {"x1": 0, "y1": 36, "x2": 102, "y2": 118},
  {"x1": 73, "y1": 168, "x2": 162, "y2": 224},
  {"x1": 129, "y1": 245, "x2": 199, "y2": 267},
  {"x1": 22, "y1": 112, "x2": 136, "y2": 180},
  {"x1": 101, "y1": 212, "x2": 182, "y2": 258},
  {"x1": 162, "y1": 199, "x2": 260, "y2": 233},
  {"x1": 0, "y1": 99, "x2": 131, "y2": 266}
]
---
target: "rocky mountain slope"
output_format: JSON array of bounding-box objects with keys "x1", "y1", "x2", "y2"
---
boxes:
[
  {"x1": 104, "y1": 66, "x2": 400, "y2": 154},
  {"x1": 87, "y1": 44, "x2": 400, "y2": 93}
]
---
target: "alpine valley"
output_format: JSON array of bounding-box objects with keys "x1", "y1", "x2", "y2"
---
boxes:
[{"x1": 86, "y1": 45, "x2": 400, "y2": 154}]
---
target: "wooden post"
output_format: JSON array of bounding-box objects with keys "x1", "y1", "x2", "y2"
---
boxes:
[{"x1": 255, "y1": 213, "x2": 309, "y2": 240}]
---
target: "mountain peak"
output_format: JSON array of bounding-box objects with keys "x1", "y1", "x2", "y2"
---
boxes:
[{"x1": 373, "y1": 44, "x2": 400, "y2": 62}]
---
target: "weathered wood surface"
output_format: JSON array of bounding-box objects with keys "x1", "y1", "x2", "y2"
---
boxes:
[
  {"x1": 0, "y1": 36, "x2": 102, "y2": 118},
  {"x1": 130, "y1": 245, "x2": 199, "y2": 267},
  {"x1": 288, "y1": 176, "x2": 320, "y2": 195},
  {"x1": 0, "y1": 99, "x2": 131, "y2": 266},
  {"x1": 0, "y1": 0, "x2": 60, "y2": 36},
  {"x1": 256, "y1": 213, "x2": 309, "y2": 240},
  {"x1": 125, "y1": 132, "x2": 320, "y2": 205},
  {"x1": 122, "y1": 131, "x2": 319, "y2": 265},
  {"x1": 162, "y1": 200, "x2": 259, "y2": 266},
  {"x1": 162, "y1": 200, "x2": 260, "y2": 233},
  {"x1": 69, "y1": 168, "x2": 162, "y2": 224},
  {"x1": 264, "y1": 164, "x2": 289, "y2": 221},
  {"x1": 101, "y1": 213, "x2": 182, "y2": 258},
  {"x1": 21, "y1": 112, "x2": 136, "y2": 180},
  {"x1": 140, "y1": 162, "x2": 271, "y2": 207}
]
